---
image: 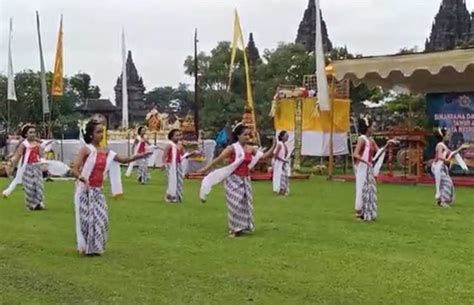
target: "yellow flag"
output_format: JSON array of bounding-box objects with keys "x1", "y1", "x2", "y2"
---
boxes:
[
  {"x1": 228, "y1": 10, "x2": 241, "y2": 90},
  {"x1": 228, "y1": 10, "x2": 257, "y2": 134},
  {"x1": 52, "y1": 15, "x2": 63, "y2": 97}
]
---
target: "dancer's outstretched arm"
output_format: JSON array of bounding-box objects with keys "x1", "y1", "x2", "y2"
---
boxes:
[
  {"x1": 260, "y1": 138, "x2": 277, "y2": 160},
  {"x1": 197, "y1": 146, "x2": 234, "y2": 174},
  {"x1": 114, "y1": 152, "x2": 152, "y2": 164}
]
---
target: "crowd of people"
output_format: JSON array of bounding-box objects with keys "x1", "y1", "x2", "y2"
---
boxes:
[{"x1": 0, "y1": 117, "x2": 469, "y2": 256}]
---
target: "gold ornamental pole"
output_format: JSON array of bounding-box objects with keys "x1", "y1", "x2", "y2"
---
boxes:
[
  {"x1": 293, "y1": 97, "x2": 303, "y2": 171},
  {"x1": 328, "y1": 75, "x2": 336, "y2": 179}
]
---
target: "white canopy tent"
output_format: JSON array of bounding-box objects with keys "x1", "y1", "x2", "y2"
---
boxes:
[{"x1": 331, "y1": 48, "x2": 474, "y2": 93}]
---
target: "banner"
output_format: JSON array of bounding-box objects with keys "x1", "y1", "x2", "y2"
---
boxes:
[
  {"x1": 228, "y1": 10, "x2": 258, "y2": 142},
  {"x1": 427, "y1": 92, "x2": 474, "y2": 171},
  {"x1": 52, "y1": 15, "x2": 64, "y2": 97},
  {"x1": 7, "y1": 18, "x2": 17, "y2": 101},
  {"x1": 315, "y1": 0, "x2": 330, "y2": 112},
  {"x1": 427, "y1": 93, "x2": 474, "y2": 146},
  {"x1": 36, "y1": 11, "x2": 49, "y2": 115},
  {"x1": 274, "y1": 98, "x2": 350, "y2": 156}
]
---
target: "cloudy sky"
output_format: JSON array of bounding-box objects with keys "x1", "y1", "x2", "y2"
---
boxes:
[{"x1": 1, "y1": 0, "x2": 473, "y2": 99}]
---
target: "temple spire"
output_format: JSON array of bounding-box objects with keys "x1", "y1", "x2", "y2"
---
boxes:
[
  {"x1": 295, "y1": 0, "x2": 332, "y2": 53},
  {"x1": 246, "y1": 33, "x2": 261, "y2": 68},
  {"x1": 425, "y1": 0, "x2": 472, "y2": 51},
  {"x1": 114, "y1": 50, "x2": 146, "y2": 124}
]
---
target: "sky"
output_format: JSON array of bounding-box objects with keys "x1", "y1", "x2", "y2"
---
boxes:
[{"x1": 0, "y1": 0, "x2": 473, "y2": 100}]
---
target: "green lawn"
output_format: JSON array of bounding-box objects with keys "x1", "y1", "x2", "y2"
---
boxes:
[{"x1": 0, "y1": 173, "x2": 473, "y2": 305}]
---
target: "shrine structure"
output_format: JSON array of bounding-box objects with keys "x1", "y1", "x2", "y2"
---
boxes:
[{"x1": 331, "y1": 48, "x2": 474, "y2": 186}]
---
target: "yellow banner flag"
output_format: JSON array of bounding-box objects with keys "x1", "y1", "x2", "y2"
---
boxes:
[
  {"x1": 228, "y1": 11, "x2": 254, "y2": 110},
  {"x1": 274, "y1": 98, "x2": 350, "y2": 132},
  {"x1": 228, "y1": 10, "x2": 257, "y2": 138},
  {"x1": 52, "y1": 15, "x2": 63, "y2": 97}
]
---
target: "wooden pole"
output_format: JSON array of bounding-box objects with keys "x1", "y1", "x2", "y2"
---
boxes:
[
  {"x1": 60, "y1": 125, "x2": 64, "y2": 163},
  {"x1": 127, "y1": 130, "x2": 131, "y2": 157},
  {"x1": 408, "y1": 96, "x2": 413, "y2": 129},
  {"x1": 48, "y1": 95, "x2": 54, "y2": 139},
  {"x1": 42, "y1": 113, "x2": 46, "y2": 139},
  {"x1": 7, "y1": 99, "x2": 11, "y2": 134}
]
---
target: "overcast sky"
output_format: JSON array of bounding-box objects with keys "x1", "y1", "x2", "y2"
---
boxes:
[{"x1": 1, "y1": 0, "x2": 473, "y2": 99}]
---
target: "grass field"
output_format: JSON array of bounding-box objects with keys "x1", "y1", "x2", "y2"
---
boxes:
[{"x1": 0, "y1": 172, "x2": 473, "y2": 305}]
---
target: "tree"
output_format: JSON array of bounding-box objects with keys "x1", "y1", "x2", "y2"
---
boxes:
[
  {"x1": 328, "y1": 46, "x2": 357, "y2": 61},
  {"x1": 0, "y1": 71, "x2": 101, "y2": 137},
  {"x1": 385, "y1": 93, "x2": 427, "y2": 127},
  {"x1": 69, "y1": 73, "x2": 101, "y2": 100},
  {"x1": 397, "y1": 46, "x2": 419, "y2": 55},
  {"x1": 183, "y1": 41, "x2": 248, "y2": 133},
  {"x1": 145, "y1": 83, "x2": 193, "y2": 119},
  {"x1": 184, "y1": 41, "x2": 247, "y2": 93}
]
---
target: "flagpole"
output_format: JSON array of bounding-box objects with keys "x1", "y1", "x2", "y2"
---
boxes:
[
  {"x1": 121, "y1": 28, "x2": 129, "y2": 130},
  {"x1": 7, "y1": 100, "x2": 11, "y2": 134},
  {"x1": 194, "y1": 28, "x2": 200, "y2": 138}
]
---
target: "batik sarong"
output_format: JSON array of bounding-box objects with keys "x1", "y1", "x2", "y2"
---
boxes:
[
  {"x1": 77, "y1": 187, "x2": 108, "y2": 255},
  {"x1": 137, "y1": 158, "x2": 149, "y2": 184},
  {"x1": 166, "y1": 164, "x2": 184, "y2": 203},
  {"x1": 360, "y1": 166, "x2": 377, "y2": 221},
  {"x1": 22, "y1": 164, "x2": 44, "y2": 210},
  {"x1": 224, "y1": 174, "x2": 254, "y2": 233},
  {"x1": 432, "y1": 161, "x2": 454, "y2": 205}
]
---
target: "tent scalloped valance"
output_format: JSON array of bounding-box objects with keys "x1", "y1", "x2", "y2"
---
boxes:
[{"x1": 331, "y1": 48, "x2": 474, "y2": 93}]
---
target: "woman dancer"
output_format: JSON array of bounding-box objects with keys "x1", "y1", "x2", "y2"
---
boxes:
[
  {"x1": 353, "y1": 118, "x2": 396, "y2": 221},
  {"x1": 162, "y1": 129, "x2": 186, "y2": 203},
  {"x1": 4, "y1": 125, "x2": 45, "y2": 210},
  {"x1": 128, "y1": 126, "x2": 151, "y2": 184},
  {"x1": 431, "y1": 128, "x2": 466, "y2": 207},
  {"x1": 273, "y1": 130, "x2": 290, "y2": 196},
  {"x1": 199, "y1": 124, "x2": 275, "y2": 238},
  {"x1": 71, "y1": 119, "x2": 151, "y2": 256}
]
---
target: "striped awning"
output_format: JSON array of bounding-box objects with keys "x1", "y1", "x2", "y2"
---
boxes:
[{"x1": 331, "y1": 48, "x2": 474, "y2": 93}]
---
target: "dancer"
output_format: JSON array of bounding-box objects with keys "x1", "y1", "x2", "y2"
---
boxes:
[
  {"x1": 431, "y1": 128, "x2": 467, "y2": 208},
  {"x1": 272, "y1": 130, "x2": 291, "y2": 196},
  {"x1": 162, "y1": 129, "x2": 186, "y2": 203},
  {"x1": 353, "y1": 117, "x2": 397, "y2": 221},
  {"x1": 3, "y1": 124, "x2": 45, "y2": 211},
  {"x1": 71, "y1": 119, "x2": 151, "y2": 256},
  {"x1": 198, "y1": 123, "x2": 275, "y2": 238},
  {"x1": 126, "y1": 126, "x2": 151, "y2": 184}
]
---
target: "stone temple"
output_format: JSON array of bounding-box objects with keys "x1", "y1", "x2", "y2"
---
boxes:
[
  {"x1": 295, "y1": 0, "x2": 333, "y2": 53},
  {"x1": 114, "y1": 51, "x2": 147, "y2": 125},
  {"x1": 425, "y1": 0, "x2": 474, "y2": 51}
]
